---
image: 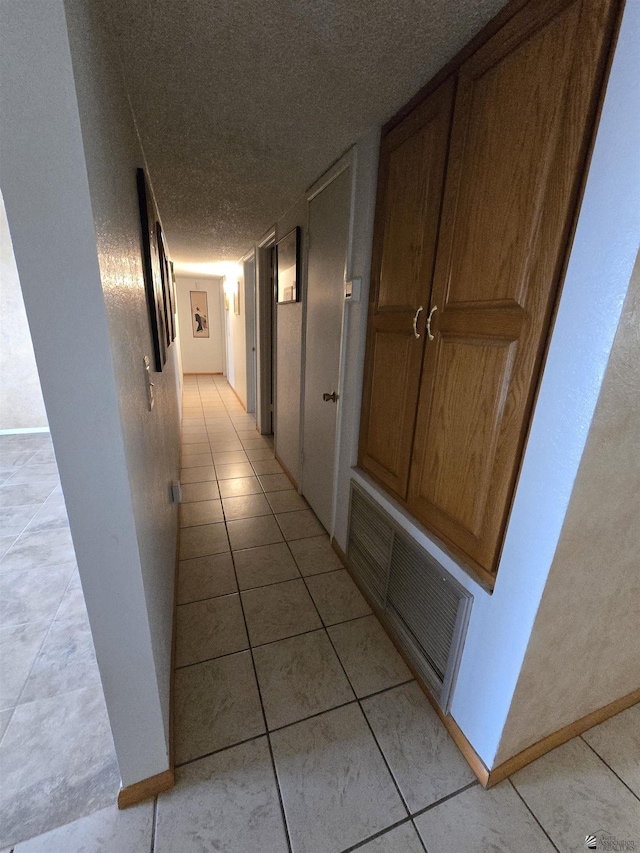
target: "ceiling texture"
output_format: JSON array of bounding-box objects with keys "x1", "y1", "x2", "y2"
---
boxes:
[{"x1": 105, "y1": 0, "x2": 507, "y2": 269}]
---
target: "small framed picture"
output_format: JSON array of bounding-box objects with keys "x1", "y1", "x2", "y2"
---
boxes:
[
  {"x1": 190, "y1": 291, "x2": 209, "y2": 338},
  {"x1": 233, "y1": 289, "x2": 240, "y2": 315},
  {"x1": 276, "y1": 226, "x2": 300, "y2": 304}
]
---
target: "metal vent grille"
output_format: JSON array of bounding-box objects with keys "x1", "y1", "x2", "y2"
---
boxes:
[
  {"x1": 347, "y1": 481, "x2": 472, "y2": 711},
  {"x1": 386, "y1": 535, "x2": 470, "y2": 707},
  {"x1": 347, "y1": 486, "x2": 393, "y2": 606}
]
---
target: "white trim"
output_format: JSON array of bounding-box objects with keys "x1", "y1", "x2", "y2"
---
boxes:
[
  {"x1": 306, "y1": 149, "x2": 354, "y2": 202},
  {"x1": 0, "y1": 427, "x2": 50, "y2": 435},
  {"x1": 243, "y1": 253, "x2": 257, "y2": 414},
  {"x1": 301, "y1": 147, "x2": 356, "y2": 528},
  {"x1": 256, "y1": 231, "x2": 276, "y2": 434}
]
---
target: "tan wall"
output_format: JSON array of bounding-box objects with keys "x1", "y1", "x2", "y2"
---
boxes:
[
  {"x1": 0, "y1": 191, "x2": 48, "y2": 430},
  {"x1": 494, "y1": 251, "x2": 640, "y2": 764}
]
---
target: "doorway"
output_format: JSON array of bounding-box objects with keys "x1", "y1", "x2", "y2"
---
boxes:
[
  {"x1": 256, "y1": 237, "x2": 276, "y2": 436},
  {"x1": 243, "y1": 253, "x2": 257, "y2": 415},
  {"x1": 301, "y1": 165, "x2": 352, "y2": 532}
]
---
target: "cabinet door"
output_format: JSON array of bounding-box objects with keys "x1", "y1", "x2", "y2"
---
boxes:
[
  {"x1": 408, "y1": 0, "x2": 618, "y2": 579},
  {"x1": 358, "y1": 78, "x2": 454, "y2": 499}
]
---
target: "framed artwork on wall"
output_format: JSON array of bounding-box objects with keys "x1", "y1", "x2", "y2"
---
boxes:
[
  {"x1": 169, "y1": 261, "x2": 177, "y2": 330},
  {"x1": 136, "y1": 167, "x2": 167, "y2": 371},
  {"x1": 276, "y1": 226, "x2": 300, "y2": 304},
  {"x1": 157, "y1": 223, "x2": 176, "y2": 346},
  {"x1": 233, "y1": 287, "x2": 240, "y2": 315},
  {"x1": 190, "y1": 291, "x2": 209, "y2": 337}
]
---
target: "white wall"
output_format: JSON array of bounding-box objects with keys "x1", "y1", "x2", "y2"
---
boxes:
[
  {"x1": 176, "y1": 276, "x2": 224, "y2": 374},
  {"x1": 331, "y1": 0, "x2": 640, "y2": 770},
  {"x1": 224, "y1": 268, "x2": 247, "y2": 407},
  {"x1": 495, "y1": 251, "x2": 640, "y2": 762},
  {"x1": 0, "y1": 0, "x2": 180, "y2": 787},
  {"x1": 0, "y1": 191, "x2": 48, "y2": 431}
]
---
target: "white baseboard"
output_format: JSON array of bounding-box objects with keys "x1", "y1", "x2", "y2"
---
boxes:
[{"x1": 0, "y1": 427, "x2": 50, "y2": 435}]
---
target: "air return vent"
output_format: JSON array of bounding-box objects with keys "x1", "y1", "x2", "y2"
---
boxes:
[
  {"x1": 347, "y1": 481, "x2": 472, "y2": 711},
  {"x1": 347, "y1": 486, "x2": 393, "y2": 607}
]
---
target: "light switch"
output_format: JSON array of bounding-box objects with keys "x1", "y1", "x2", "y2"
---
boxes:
[{"x1": 345, "y1": 277, "x2": 362, "y2": 302}]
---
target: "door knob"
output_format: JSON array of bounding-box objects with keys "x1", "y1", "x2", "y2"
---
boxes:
[{"x1": 323, "y1": 392, "x2": 338, "y2": 403}]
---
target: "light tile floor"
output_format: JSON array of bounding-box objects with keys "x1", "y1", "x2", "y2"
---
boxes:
[
  {"x1": 0, "y1": 433, "x2": 119, "y2": 850},
  {"x1": 9, "y1": 375, "x2": 640, "y2": 852}
]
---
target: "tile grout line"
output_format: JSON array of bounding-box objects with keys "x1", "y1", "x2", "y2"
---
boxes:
[
  {"x1": 410, "y1": 817, "x2": 429, "y2": 852},
  {"x1": 339, "y1": 817, "x2": 418, "y2": 853},
  {"x1": 174, "y1": 732, "x2": 266, "y2": 769},
  {"x1": 273, "y1": 508, "x2": 420, "y2": 848},
  {"x1": 8, "y1": 552, "x2": 77, "y2": 715},
  {"x1": 579, "y1": 733, "x2": 640, "y2": 804},
  {"x1": 221, "y1": 392, "x2": 295, "y2": 853},
  {"x1": 408, "y1": 779, "x2": 479, "y2": 820},
  {"x1": 201, "y1": 385, "x2": 294, "y2": 853},
  {"x1": 175, "y1": 605, "x2": 386, "y2": 663},
  {"x1": 507, "y1": 778, "x2": 562, "y2": 853},
  {"x1": 179, "y1": 383, "x2": 431, "y2": 852}
]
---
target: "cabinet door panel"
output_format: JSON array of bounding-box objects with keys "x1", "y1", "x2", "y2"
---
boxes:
[
  {"x1": 408, "y1": 0, "x2": 618, "y2": 578},
  {"x1": 359, "y1": 78, "x2": 454, "y2": 498}
]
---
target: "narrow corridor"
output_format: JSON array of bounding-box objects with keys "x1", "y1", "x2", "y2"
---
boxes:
[
  {"x1": 165, "y1": 376, "x2": 640, "y2": 853},
  {"x1": 4, "y1": 377, "x2": 639, "y2": 851}
]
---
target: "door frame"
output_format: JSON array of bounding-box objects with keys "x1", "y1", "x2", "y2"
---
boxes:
[
  {"x1": 301, "y1": 148, "x2": 357, "y2": 535},
  {"x1": 218, "y1": 275, "x2": 228, "y2": 380},
  {"x1": 242, "y1": 250, "x2": 257, "y2": 414},
  {"x1": 255, "y1": 229, "x2": 276, "y2": 434}
]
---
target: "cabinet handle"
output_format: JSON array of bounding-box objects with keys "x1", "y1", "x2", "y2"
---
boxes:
[
  {"x1": 426, "y1": 305, "x2": 438, "y2": 341},
  {"x1": 412, "y1": 306, "x2": 423, "y2": 339}
]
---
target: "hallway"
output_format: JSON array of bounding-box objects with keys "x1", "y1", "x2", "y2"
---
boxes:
[{"x1": 5, "y1": 375, "x2": 639, "y2": 851}]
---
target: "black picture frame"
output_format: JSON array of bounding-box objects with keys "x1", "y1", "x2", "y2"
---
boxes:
[
  {"x1": 157, "y1": 222, "x2": 176, "y2": 346},
  {"x1": 137, "y1": 167, "x2": 167, "y2": 371},
  {"x1": 276, "y1": 226, "x2": 300, "y2": 304}
]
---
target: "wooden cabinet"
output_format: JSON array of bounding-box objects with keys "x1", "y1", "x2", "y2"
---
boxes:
[
  {"x1": 358, "y1": 79, "x2": 454, "y2": 498},
  {"x1": 359, "y1": 0, "x2": 620, "y2": 585}
]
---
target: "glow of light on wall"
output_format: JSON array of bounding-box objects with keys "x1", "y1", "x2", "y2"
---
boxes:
[{"x1": 173, "y1": 261, "x2": 240, "y2": 278}]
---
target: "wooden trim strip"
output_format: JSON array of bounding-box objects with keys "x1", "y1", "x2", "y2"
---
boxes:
[
  {"x1": 182, "y1": 372, "x2": 224, "y2": 375},
  {"x1": 332, "y1": 536, "x2": 639, "y2": 789},
  {"x1": 227, "y1": 382, "x2": 247, "y2": 411},
  {"x1": 118, "y1": 496, "x2": 181, "y2": 809},
  {"x1": 382, "y1": 0, "x2": 533, "y2": 134},
  {"x1": 120, "y1": 527, "x2": 636, "y2": 809},
  {"x1": 487, "y1": 687, "x2": 640, "y2": 786},
  {"x1": 275, "y1": 451, "x2": 299, "y2": 491},
  {"x1": 330, "y1": 537, "x2": 490, "y2": 787},
  {"x1": 118, "y1": 768, "x2": 175, "y2": 809}
]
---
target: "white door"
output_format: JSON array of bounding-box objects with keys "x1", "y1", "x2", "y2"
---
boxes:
[{"x1": 302, "y1": 166, "x2": 351, "y2": 532}]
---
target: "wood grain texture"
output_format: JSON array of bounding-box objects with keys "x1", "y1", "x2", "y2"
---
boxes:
[
  {"x1": 403, "y1": 0, "x2": 620, "y2": 579},
  {"x1": 359, "y1": 79, "x2": 454, "y2": 499},
  {"x1": 117, "y1": 768, "x2": 175, "y2": 809}
]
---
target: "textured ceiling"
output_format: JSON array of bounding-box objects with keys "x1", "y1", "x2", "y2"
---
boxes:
[{"x1": 105, "y1": 0, "x2": 507, "y2": 266}]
